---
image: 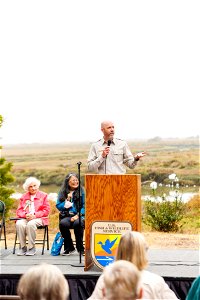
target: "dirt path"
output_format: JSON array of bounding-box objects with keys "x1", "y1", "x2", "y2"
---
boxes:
[
  {"x1": 3, "y1": 232, "x2": 199, "y2": 250},
  {"x1": 143, "y1": 232, "x2": 199, "y2": 249}
]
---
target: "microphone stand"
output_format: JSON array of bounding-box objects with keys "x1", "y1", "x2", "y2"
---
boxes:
[
  {"x1": 105, "y1": 140, "x2": 111, "y2": 174},
  {"x1": 72, "y1": 161, "x2": 84, "y2": 267},
  {"x1": 105, "y1": 156, "x2": 107, "y2": 174}
]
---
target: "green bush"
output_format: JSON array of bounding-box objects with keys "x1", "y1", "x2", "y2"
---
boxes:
[
  {"x1": 143, "y1": 195, "x2": 186, "y2": 232},
  {"x1": 0, "y1": 157, "x2": 15, "y2": 217}
]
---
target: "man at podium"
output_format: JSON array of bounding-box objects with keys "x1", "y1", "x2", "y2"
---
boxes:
[{"x1": 87, "y1": 120, "x2": 146, "y2": 174}]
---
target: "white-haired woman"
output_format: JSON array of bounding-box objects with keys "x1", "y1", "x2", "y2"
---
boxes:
[
  {"x1": 17, "y1": 263, "x2": 69, "y2": 300},
  {"x1": 15, "y1": 177, "x2": 50, "y2": 256},
  {"x1": 102, "y1": 260, "x2": 142, "y2": 300},
  {"x1": 88, "y1": 231, "x2": 179, "y2": 300}
]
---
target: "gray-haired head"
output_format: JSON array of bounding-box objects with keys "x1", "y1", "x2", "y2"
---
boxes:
[
  {"x1": 23, "y1": 177, "x2": 41, "y2": 191},
  {"x1": 17, "y1": 263, "x2": 69, "y2": 300},
  {"x1": 103, "y1": 260, "x2": 142, "y2": 300}
]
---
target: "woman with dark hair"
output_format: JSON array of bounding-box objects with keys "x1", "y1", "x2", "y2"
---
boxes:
[{"x1": 56, "y1": 173, "x2": 85, "y2": 256}]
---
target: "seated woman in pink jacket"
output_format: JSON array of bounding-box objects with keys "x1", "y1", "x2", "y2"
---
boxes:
[
  {"x1": 88, "y1": 231, "x2": 179, "y2": 300},
  {"x1": 16, "y1": 177, "x2": 50, "y2": 256}
]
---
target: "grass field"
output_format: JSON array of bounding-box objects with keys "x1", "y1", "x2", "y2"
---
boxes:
[
  {"x1": 2, "y1": 137, "x2": 199, "y2": 192},
  {"x1": 1, "y1": 138, "x2": 199, "y2": 240}
]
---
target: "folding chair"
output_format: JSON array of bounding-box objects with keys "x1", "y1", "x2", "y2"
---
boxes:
[
  {"x1": 11, "y1": 220, "x2": 49, "y2": 255},
  {"x1": 0, "y1": 200, "x2": 7, "y2": 249}
]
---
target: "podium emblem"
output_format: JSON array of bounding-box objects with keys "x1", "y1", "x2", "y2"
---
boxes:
[{"x1": 91, "y1": 221, "x2": 132, "y2": 270}]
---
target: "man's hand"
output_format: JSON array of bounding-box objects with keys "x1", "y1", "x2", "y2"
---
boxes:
[
  {"x1": 102, "y1": 146, "x2": 110, "y2": 158},
  {"x1": 135, "y1": 152, "x2": 147, "y2": 161}
]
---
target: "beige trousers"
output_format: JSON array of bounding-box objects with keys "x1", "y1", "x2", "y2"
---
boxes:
[{"x1": 16, "y1": 218, "x2": 43, "y2": 249}]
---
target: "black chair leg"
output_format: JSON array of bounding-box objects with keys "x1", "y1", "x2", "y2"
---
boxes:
[
  {"x1": 46, "y1": 226, "x2": 49, "y2": 250},
  {"x1": 0, "y1": 229, "x2": 2, "y2": 247},
  {"x1": 4, "y1": 224, "x2": 7, "y2": 249},
  {"x1": 0, "y1": 225, "x2": 7, "y2": 250},
  {"x1": 13, "y1": 232, "x2": 18, "y2": 254},
  {"x1": 12, "y1": 225, "x2": 49, "y2": 255},
  {"x1": 41, "y1": 227, "x2": 46, "y2": 255}
]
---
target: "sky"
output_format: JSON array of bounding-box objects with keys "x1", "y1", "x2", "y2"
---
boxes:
[{"x1": 0, "y1": 1, "x2": 199, "y2": 145}]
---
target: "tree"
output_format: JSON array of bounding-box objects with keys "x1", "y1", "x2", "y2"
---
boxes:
[{"x1": 0, "y1": 115, "x2": 15, "y2": 215}]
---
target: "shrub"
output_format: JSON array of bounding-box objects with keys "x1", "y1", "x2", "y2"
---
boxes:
[
  {"x1": 0, "y1": 157, "x2": 15, "y2": 217},
  {"x1": 49, "y1": 200, "x2": 59, "y2": 233},
  {"x1": 187, "y1": 194, "x2": 200, "y2": 211},
  {"x1": 143, "y1": 195, "x2": 186, "y2": 232}
]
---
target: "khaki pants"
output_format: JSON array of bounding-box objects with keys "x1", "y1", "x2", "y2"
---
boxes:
[{"x1": 16, "y1": 218, "x2": 43, "y2": 249}]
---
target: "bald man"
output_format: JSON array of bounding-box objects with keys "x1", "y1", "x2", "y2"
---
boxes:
[{"x1": 87, "y1": 120, "x2": 146, "y2": 174}]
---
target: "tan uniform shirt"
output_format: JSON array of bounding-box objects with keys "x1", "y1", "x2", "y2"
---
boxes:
[{"x1": 87, "y1": 138, "x2": 137, "y2": 174}]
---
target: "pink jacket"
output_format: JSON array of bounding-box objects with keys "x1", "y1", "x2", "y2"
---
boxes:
[{"x1": 16, "y1": 191, "x2": 50, "y2": 225}]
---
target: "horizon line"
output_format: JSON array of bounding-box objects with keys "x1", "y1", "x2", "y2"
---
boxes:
[{"x1": 1, "y1": 135, "x2": 199, "y2": 146}]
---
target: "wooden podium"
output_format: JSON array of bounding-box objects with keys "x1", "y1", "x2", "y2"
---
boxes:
[{"x1": 84, "y1": 174, "x2": 141, "y2": 271}]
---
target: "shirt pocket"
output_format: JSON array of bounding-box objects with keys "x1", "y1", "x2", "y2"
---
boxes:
[{"x1": 113, "y1": 150, "x2": 123, "y2": 162}]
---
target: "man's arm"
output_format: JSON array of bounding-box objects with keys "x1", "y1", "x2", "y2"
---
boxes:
[
  {"x1": 87, "y1": 144, "x2": 105, "y2": 173},
  {"x1": 123, "y1": 143, "x2": 146, "y2": 169}
]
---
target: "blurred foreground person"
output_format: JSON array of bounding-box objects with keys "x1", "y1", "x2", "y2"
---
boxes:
[
  {"x1": 102, "y1": 260, "x2": 142, "y2": 300},
  {"x1": 16, "y1": 177, "x2": 50, "y2": 256},
  {"x1": 17, "y1": 263, "x2": 69, "y2": 300},
  {"x1": 186, "y1": 276, "x2": 200, "y2": 300},
  {"x1": 88, "y1": 231, "x2": 179, "y2": 300}
]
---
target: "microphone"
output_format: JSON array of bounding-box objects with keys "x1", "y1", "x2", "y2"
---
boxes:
[
  {"x1": 105, "y1": 140, "x2": 112, "y2": 161},
  {"x1": 107, "y1": 140, "x2": 112, "y2": 146}
]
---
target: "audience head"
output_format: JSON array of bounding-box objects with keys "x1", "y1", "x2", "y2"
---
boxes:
[
  {"x1": 102, "y1": 260, "x2": 142, "y2": 300},
  {"x1": 17, "y1": 263, "x2": 69, "y2": 300},
  {"x1": 116, "y1": 231, "x2": 148, "y2": 271},
  {"x1": 23, "y1": 176, "x2": 41, "y2": 192},
  {"x1": 186, "y1": 275, "x2": 200, "y2": 300}
]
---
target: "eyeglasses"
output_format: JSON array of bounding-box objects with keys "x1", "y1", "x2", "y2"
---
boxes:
[{"x1": 69, "y1": 178, "x2": 79, "y2": 184}]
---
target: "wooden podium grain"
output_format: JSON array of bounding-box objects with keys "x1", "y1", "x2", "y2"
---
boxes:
[{"x1": 84, "y1": 174, "x2": 141, "y2": 271}]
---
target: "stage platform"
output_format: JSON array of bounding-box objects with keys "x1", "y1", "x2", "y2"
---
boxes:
[{"x1": 0, "y1": 247, "x2": 199, "y2": 300}]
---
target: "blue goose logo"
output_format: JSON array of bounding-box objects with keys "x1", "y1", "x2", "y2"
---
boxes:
[
  {"x1": 98, "y1": 237, "x2": 118, "y2": 254},
  {"x1": 91, "y1": 221, "x2": 132, "y2": 270}
]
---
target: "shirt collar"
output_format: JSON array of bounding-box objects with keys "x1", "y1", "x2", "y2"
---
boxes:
[{"x1": 102, "y1": 138, "x2": 115, "y2": 145}]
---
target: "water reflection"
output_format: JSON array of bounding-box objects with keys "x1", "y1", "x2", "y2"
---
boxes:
[{"x1": 142, "y1": 192, "x2": 197, "y2": 203}]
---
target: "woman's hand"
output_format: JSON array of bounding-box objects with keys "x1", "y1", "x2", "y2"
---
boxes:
[
  {"x1": 26, "y1": 214, "x2": 36, "y2": 221},
  {"x1": 67, "y1": 191, "x2": 73, "y2": 201},
  {"x1": 71, "y1": 215, "x2": 78, "y2": 222}
]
